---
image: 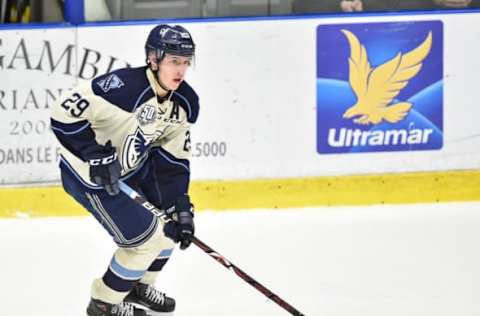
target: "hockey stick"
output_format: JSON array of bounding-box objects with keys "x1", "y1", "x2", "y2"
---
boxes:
[{"x1": 118, "y1": 181, "x2": 305, "y2": 316}]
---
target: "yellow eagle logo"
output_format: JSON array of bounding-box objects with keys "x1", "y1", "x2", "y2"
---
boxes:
[{"x1": 342, "y1": 29, "x2": 432, "y2": 125}]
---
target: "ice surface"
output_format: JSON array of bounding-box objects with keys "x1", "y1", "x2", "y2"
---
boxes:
[{"x1": 1, "y1": 202, "x2": 480, "y2": 316}]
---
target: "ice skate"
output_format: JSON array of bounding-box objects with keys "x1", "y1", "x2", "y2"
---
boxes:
[
  {"x1": 87, "y1": 298, "x2": 147, "y2": 316},
  {"x1": 125, "y1": 283, "x2": 175, "y2": 315}
]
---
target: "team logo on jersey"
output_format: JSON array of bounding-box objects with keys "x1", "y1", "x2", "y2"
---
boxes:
[
  {"x1": 137, "y1": 104, "x2": 157, "y2": 126},
  {"x1": 96, "y1": 74, "x2": 125, "y2": 93},
  {"x1": 122, "y1": 127, "x2": 155, "y2": 170},
  {"x1": 316, "y1": 21, "x2": 443, "y2": 154}
]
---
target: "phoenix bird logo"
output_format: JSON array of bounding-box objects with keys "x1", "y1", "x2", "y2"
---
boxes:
[
  {"x1": 122, "y1": 128, "x2": 152, "y2": 170},
  {"x1": 342, "y1": 29, "x2": 432, "y2": 125}
]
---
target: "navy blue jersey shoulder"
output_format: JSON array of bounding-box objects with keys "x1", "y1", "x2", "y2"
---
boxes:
[
  {"x1": 172, "y1": 81, "x2": 199, "y2": 123},
  {"x1": 91, "y1": 66, "x2": 154, "y2": 113}
]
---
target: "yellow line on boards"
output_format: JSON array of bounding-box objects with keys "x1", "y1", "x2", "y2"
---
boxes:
[
  {"x1": 190, "y1": 170, "x2": 480, "y2": 209},
  {"x1": 0, "y1": 170, "x2": 479, "y2": 218}
]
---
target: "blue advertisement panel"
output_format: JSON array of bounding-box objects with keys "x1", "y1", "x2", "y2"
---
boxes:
[{"x1": 316, "y1": 21, "x2": 443, "y2": 154}]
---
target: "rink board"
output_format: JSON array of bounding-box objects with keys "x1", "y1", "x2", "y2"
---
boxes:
[
  {"x1": 0, "y1": 11, "x2": 479, "y2": 184},
  {"x1": 0, "y1": 10, "x2": 480, "y2": 215}
]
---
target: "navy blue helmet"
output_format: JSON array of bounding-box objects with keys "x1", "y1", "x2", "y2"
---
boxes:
[{"x1": 145, "y1": 24, "x2": 195, "y2": 63}]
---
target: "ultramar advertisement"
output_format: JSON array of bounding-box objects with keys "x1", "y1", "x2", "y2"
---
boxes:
[{"x1": 317, "y1": 21, "x2": 443, "y2": 154}]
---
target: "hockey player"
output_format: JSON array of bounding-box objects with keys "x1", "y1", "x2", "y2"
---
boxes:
[{"x1": 51, "y1": 24, "x2": 199, "y2": 316}]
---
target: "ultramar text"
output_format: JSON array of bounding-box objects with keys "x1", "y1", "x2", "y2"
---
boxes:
[{"x1": 328, "y1": 127, "x2": 433, "y2": 147}]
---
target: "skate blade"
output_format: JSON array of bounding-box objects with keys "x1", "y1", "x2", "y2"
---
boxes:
[
  {"x1": 127, "y1": 301, "x2": 174, "y2": 316},
  {"x1": 146, "y1": 311, "x2": 174, "y2": 316}
]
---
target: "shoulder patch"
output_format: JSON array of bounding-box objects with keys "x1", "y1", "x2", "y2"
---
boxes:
[
  {"x1": 91, "y1": 67, "x2": 154, "y2": 113},
  {"x1": 96, "y1": 74, "x2": 125, "y2": 93}
]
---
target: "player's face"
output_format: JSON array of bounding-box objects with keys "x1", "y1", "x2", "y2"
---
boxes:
[{"x1": 157, "y1": 54, "x2": 192, "y2": 90}]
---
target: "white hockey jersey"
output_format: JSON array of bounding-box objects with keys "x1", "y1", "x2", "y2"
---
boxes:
[{"x1": 51, "y1": 66, "x2": 199, "y2": 188}]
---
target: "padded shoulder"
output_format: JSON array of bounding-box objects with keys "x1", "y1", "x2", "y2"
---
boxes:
[
  {"x1": 91, "y1": 66, "x2": 154, "y2": 113},
  {"x1": 172, "y1": 81, "x2": 200, "y2": 123}
]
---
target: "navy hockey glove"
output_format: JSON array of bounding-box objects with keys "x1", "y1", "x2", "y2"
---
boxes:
[
  {"x1": 163, "y1": 195, "x2": 195, "y2": 250},
  {"x1": 83, "y1": 141, "x2": 122, "y2": 196}
]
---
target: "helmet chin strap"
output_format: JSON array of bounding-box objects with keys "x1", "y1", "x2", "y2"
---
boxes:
[
  {"x1": 156, "y1": 74, "x2": 171, "y2": 94},
  {"x1": 149, "y1": 62, "x2": 171, "y2": 95}
]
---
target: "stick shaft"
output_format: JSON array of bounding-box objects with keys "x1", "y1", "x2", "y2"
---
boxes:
[
  {"x1": 191, "y1": 236, "x2": 305, "y2": 316},
  {"x1": 118, "y1": 181, "x2": 305, "y2": 316}
]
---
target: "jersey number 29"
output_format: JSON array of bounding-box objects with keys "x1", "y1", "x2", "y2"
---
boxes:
[{"x1": 61, "y1": 93, "x2": 90, "y2": 117}]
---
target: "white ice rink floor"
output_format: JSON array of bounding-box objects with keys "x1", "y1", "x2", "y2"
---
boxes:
[{"x1": 1, "y1": 202, "x2": 480, "y2": 316}]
